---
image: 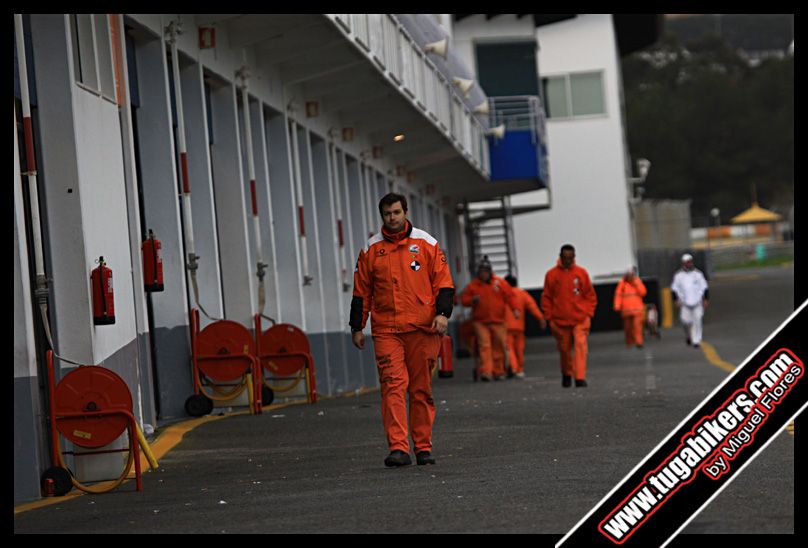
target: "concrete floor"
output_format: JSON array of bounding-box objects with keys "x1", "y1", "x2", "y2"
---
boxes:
[{"x1": 13, "y1": 264, "x2": 797, "y2": 536}]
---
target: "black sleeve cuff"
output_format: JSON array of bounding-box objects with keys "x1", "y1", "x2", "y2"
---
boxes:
[
  {"x1": 436, "y1": 288, "x2": 455, "y2": 319},
  {"x1": 349, "y1": 296, "x2": 364, "y2": 331}
]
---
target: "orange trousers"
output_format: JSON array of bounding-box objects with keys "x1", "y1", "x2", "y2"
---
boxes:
[
  {"x1": 507, "y1": 330, "x2": 526, "y2": 374},
  {"x1": 373, "y1": 331, "x2": 441, "y2": 453},
  {"x1": 473, "y1": 322, "x2": 508, "y2": 376},
  {"x1": 550, "y1": 318, "x2": 591, "y2": 381},
  {"x1": 622, "y1": 313, "x2": 645, "y2": 347}
]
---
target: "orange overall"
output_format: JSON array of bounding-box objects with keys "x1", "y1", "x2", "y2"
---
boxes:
[
  {"x1": 541, "y1": 259, "x2": 597, "y2": 381},
  {"x1": 505, "y1": 287, "x2": 545, "y2": 374},
  {"x1": 613, "y1": 277, "x2": 647, "y2": 347},
  {"x1": 460, "y1": 275, "x2": 517, "y2": 377},
  {"x1": 350, "y1": 221, "x2": 454, "y2": 453}
]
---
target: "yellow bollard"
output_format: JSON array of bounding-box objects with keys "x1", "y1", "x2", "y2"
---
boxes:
[{"x1": 661, "y1": 287, "x2": 674, "y2": 328}]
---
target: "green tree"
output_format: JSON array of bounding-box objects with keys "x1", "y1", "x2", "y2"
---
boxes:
[{"x1": 622, "y1": 30, "x2": 793, "y2": 225}]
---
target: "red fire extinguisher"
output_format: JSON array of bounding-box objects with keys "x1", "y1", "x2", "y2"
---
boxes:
[
  {"x1": 91, "y1": 256, "x2": 115, "y2": 325},
  {"x1": 438, "y1": 334, "x2": 454, "y2": 378},
  {"x1": 142, "y1": 229, "x2": 164, "y2": 292}
]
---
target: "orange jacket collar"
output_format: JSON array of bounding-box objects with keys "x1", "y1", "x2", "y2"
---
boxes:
[{"x1": 382, "y1": 220, "x2": 413, "y2": 243}]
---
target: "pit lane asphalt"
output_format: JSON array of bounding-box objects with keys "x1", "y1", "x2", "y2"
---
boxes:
[{"x1": 14, "y1": 264, "x2": 796, "y2": 536}]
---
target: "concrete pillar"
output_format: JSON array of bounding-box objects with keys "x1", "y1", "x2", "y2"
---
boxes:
[
  {"x1": 30, "y1": 15, "x2": 92, "y2": 367},
  {"x1": 294, "y1": 127, "x2": 330, "y2": 392},
  {"x1": 310, "y1": 135, "x2": 346, "y2": 394},
  {"x1": 209, "y1": 81, "x2": 255, "y2": 326},
  {"x1": 249, "y1": 100, "x2": 281, "y2": 321},
  {"x1": 116, "y1": 14, "x2": 157, "y2": 427},
  {"x1": 344, "y1": 156, "x2": 375, "y2": 390},
  {"x1": 265, "y1": 110, "x2": 305, "y2": 327},
  {"x1": 131, "y1": 32, "x2": 191, "y2": 420},
  {"x1": 182, "y1": 64, "x2": 224, "y2": 327}
]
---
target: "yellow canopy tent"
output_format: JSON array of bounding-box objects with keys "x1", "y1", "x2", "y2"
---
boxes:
[{"x1": 730, "y1": 202, "x2": 782, "y2": 224}]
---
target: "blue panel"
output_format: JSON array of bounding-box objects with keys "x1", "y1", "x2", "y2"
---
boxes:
[{"x1": 488, "y1": 129, "x2": 545, "y2": 184}]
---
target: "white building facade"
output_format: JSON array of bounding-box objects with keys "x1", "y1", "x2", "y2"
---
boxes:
[{"x1": 451, "y1": 14, "x2": 659, "y2": 286}]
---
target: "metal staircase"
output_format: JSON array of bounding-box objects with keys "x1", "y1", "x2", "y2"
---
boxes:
[{"x1": 464, "y1": 196, "x2": 517, "y2": 278}]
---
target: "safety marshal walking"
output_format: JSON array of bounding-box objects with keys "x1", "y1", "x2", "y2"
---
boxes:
[{"x1": 350, "y1": 193, "x2": 455, "y2": 468}]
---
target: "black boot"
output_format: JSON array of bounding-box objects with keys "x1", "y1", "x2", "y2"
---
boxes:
[
  {"x1": 416, "y1": 451, "x2": 436, "y2": 465},
  {"x1": 384, "y1": 450, "x2": 412, "y2": 467},
  {"x1": 562, "y1": 375, "x2": 572, "y2": 388},
  {"x1": 575, "y1": 379, "x2": 588, "y2": 387}
]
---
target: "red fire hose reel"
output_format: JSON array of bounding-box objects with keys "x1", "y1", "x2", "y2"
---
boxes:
[
  {"x1": 41, "y1": 351, "x2": 143, "y2": 496},
  {"x1": 185, "y1": 309, "x2": 263, "y2": 417},
  {"x1": 255, "y1": 315, "x2": 317, "y2": 405},
  {"x1": 184, "y1": 310, "x2": 319, "y2": 417}
]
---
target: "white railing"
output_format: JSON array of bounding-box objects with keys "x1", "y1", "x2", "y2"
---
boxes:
[
  {"x1": 382, "y1": 15, "x2": 400, "y2": 82},
  {"x1": 489, "y1": 95, "x2": 544, "y2": 144},
  {"x1": 324, "y1": 14, "x2": 489, "y2": 177},
  {"x1": 351, "y1": 14, "x2": 370, "y2": 50},
  {"x1": 368, "y1": 13, "x2": 385, "y2": 67}
]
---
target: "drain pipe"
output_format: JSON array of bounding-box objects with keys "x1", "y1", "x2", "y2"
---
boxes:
[
  {"x1": 166, "y1": 19, "x2": 217, "y2": 320},
  {"x1": 328, "y1": 139, "x2": 349, "y2": 292},
  {"x1": 15, "y1": 16, "x2": 47, "y2": 315},
  {"x1": 288, "y1": 115, "x2": 313, "y2": 286},
  {"x1": 236, "y1": 59, "x2": 271, "y2": 318}
]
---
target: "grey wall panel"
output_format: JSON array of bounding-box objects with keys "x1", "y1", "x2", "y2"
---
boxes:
[
  {"x1": 323, "y1": 332, "x2": 349, "y2": 396},
  {"x1": 101, "y1": 337, "x2": 144, "y2": 422},
  {"x1": 14, "y1": 377, "x2": 44, "y2": 505},
  {"x1": 137, "y1": 332, "x2": 157, "y2": 426},
  {"x1": 297, "y1": 127, "x2": 326, "y2": 335},
  {"x1": 151, "y1": 326, "x2": 193, "y2": 421},
  {"x1": 307, "y1": 333, "x2": 328, "y2": 399}
]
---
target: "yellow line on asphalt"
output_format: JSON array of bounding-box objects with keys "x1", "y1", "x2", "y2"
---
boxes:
[
  {"x1": 700, "y1": 344, "x2": 796, "y2": 438},
  {"x1": 699, "y1": 341, "x2": 737, "y2": 374},
  {"x1": 13, "y1": 398, "x2": 324, "y2": 515}
]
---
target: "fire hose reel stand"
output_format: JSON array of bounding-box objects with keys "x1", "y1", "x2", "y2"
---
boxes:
[
  {"x1": 187, "y1": 309, "x2": 263, "y2": 417},
  {"x1": 184, "y1": 394, "x2": 214, "y2": 417},
  {"x1": 41, "y1": 466, "x2": 72, "y2": 497},
  {"x1": 257, "y1": 320, "x2": 318, "y2": 404},
  {"x1": 42, "y1": 351, "x2": 144, "y2": 495},
  {"x1": 261, "y1": 385, "x2": 275, "y2": 406}
]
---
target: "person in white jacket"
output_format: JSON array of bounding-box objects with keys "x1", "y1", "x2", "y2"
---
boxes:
[{"x1": 671, "y1": 253, "x2": 710, "y2": 348}]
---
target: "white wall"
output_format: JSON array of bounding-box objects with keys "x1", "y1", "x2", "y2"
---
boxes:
[
  {"x1": 453, "y1": 14, "x2": 635, "y2": 286},
  {"x1": 516, "y1": 15, "x2": 634, "y2": 285},
  {"x1": 73, "y1": 91, "x2": 139, "y2": 360}
]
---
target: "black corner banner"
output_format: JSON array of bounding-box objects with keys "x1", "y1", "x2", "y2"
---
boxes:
[{"x1": 557, "y1": 300, "x2": 807, "y2": 548}]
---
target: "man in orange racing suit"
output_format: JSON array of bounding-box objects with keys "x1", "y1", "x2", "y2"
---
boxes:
[
  {"x1": 541, "y1": 244, "x2": 598, "y2": 387},
  {"x1": 460, "y1": 257, "x2": 519, "y2": 382},
  {"x1": 503, "y1": 274, "x2": 547, "y2": 379},
  {"x1": 350, "y1": 193, "x2": 454, "y2": 468}
]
